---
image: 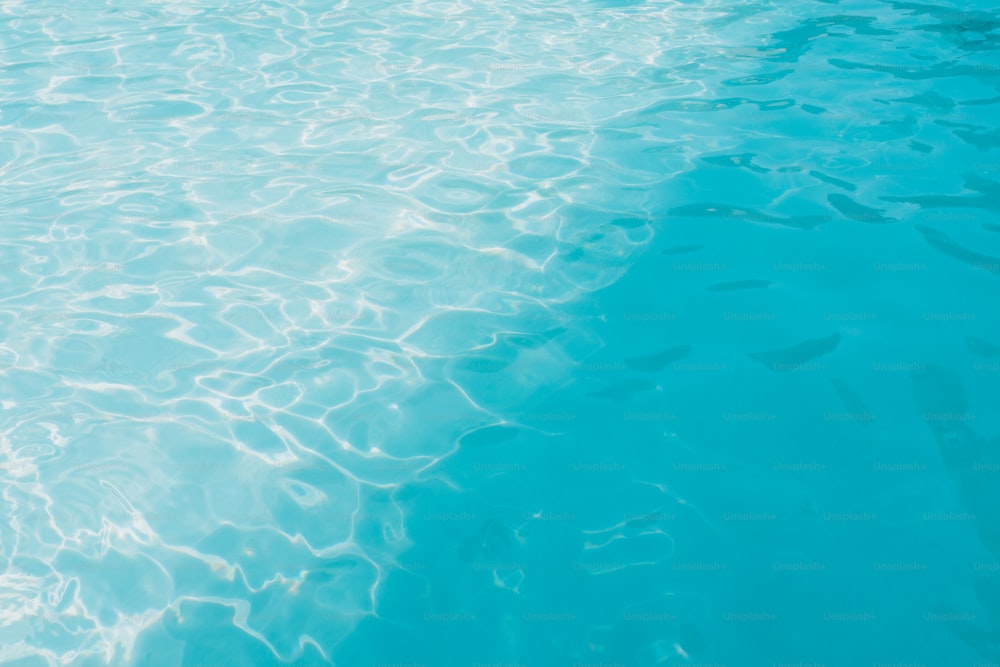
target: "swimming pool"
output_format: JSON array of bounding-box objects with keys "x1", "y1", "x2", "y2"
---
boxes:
[{"x1": 1, "y1": 0, "x2": 999, "y2": 665}]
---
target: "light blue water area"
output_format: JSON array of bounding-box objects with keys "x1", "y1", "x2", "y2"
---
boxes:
[{"x1": 1, "y1": 0, "x2": 999, "y2": 665}]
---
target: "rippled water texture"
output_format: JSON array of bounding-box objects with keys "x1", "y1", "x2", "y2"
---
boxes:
[{"x1": 2, "y1": 0, "x2": 1000, "y2": 665}]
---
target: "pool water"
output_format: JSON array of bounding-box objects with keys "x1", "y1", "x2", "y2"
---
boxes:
[{"x1": 1, "y1": 1, "x2": 999, "y2": 665}]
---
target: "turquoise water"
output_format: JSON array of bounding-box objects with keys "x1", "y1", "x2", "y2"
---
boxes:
[{"x1": 2, "y1": 0, "x2": 1000, "y2": 665}]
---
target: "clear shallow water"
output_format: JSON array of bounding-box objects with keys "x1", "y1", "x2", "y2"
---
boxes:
[{"x1": 1, "y1": 0, "x2": 999, "y2": 665}]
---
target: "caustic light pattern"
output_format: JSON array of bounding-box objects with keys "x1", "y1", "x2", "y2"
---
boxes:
[{"x1": 1, "y1": 1, "x2": 999, "y2": 666}]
